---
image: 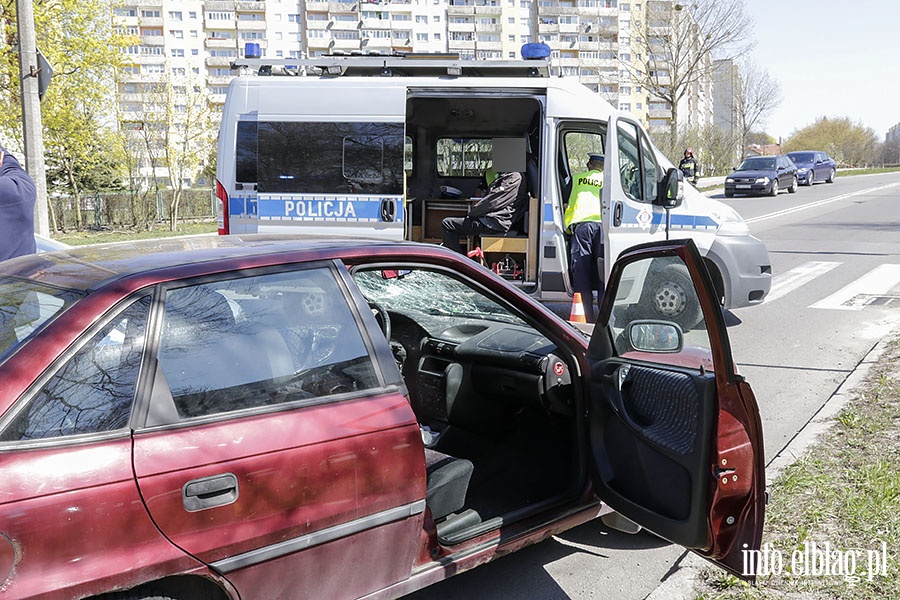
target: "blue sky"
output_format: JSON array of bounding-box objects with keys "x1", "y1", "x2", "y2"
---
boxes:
[{"x1": 747, "y1": 0, "x2": 900, "y2": 141}]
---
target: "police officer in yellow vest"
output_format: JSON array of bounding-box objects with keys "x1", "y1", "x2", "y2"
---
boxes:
[{"x1": 564, "y1": 153, "x2": 605, "y2": 322}]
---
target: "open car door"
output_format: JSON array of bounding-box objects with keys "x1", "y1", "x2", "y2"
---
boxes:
[{"x1": 586, "y1": 239, "x2": 765, "y2": 580}]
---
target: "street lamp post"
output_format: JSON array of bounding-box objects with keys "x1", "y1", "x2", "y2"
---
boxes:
[{"x1": 15, "y1": 0, "x2": 49, "y2": 236}]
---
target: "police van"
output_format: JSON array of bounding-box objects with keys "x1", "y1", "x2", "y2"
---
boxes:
[{"x1": 216, "y1": 46, "x2": 771, "y2": 325}]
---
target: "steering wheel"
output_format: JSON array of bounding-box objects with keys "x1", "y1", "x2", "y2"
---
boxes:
[{"x1": 368, "y1": 301, "x2": 391, "y2": 341}]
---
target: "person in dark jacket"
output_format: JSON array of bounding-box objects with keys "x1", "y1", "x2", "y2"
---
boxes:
[
  {"x1": 679, "y1": 148, "x2": 699, "y2": 185},
  {"x1": 0, "y1": 146, "x2": 37, "y2": 261},
  {"x1": 441, "y1": 171, "x2": 524, "y2": 254}
]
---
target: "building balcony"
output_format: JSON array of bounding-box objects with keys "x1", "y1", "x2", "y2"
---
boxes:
[
  {"x1": 447, "y1": 5, "x2": 474, "y2": 16},
  {"x1": 236, "y1": 1, "x2": 266, "y2": 11},
  {"x1": 205, "y1": 18, "x2": 237, "y2": 29},
  {"x1": 139, "y1": 16, "x2": 164, "y2": 28},
  {"x1": 448, "y1": 22, "x2": 476, "y2": 32},
  {"x1": 237, "y1": 20, "x2": 267, "y2": 31},
  {"x1": 448, "y1": 40, "x2": 475, "y2": 50},
  {"x1": 205, "y1": 37, "x2": 236, "y2": 49},
  {"x1": 206, "y1": 56, "x2": 234, "y2": 67},
  {"x1": 141, "y1": 35, "x2": 165, "y2": 46},
  {"x1": 361, "y1": 18, "x2": 391, "y2": 29},
  {"x1": 649, "y1": 108, "x2": 672, "y2": 118},
  {"x1": 474, "y1": 41, "x2": 502, "y2": 50},
  {"x1": 538, "y1": 23, "x2": 560, "y2": 34},
  {"x1": 332, "y1": 38, "x2": 362, "y2": 50},
  {"x1": 306, "y1": 20, "x2": 331, "y2": 30},
  {"x1": 473, "y1": 6, "x2": 501, "y2": 15},
  {"x1": 306, "y1": 2, "x2": 329, "y2": 11},
  {"x1": 330, "y1": 2, "x2": 358, "y2": 11},
  {"x1": 205, "y1": 2, "x2": 236, "y2": 10},
  {"x1": 207, "y1": 75, "x2": 233, "y2": 86},
  {"x1": 475, "y1": 23, "x2": 501, "y2": 33}
]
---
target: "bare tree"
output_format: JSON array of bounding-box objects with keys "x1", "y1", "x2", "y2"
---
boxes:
[
  {"x1": 735, "y1": 60, "x2": 782, "y2": 156},
  {"x1": 626, "y1": 0, "x2": 754, "y2": 147}
]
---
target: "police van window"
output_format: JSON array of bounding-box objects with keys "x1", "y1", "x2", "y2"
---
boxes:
[
  {"x1": 639, "y1": 131, "x2": 659, "y2": 202},
  {"x1": 234, "y1": 120, "x2": 404, "y2": 195},
  {"x1": 563, "y1": 131, "x2": 605, "y2": 175},
  {"x1": 617, "y1": 121, "x2": 644, "y2": 202},
  {"x1": 436, "y1": 138, "x2": 492, "y2": 177}
]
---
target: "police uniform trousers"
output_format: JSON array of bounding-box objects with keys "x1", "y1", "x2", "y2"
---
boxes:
[{"x1": 570, "y1": 220, "x2": 603, "y2": 322}]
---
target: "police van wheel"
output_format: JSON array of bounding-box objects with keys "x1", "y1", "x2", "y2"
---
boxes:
[{"x1": 645, "y1": 265, "x2": 703, "y2": 331}]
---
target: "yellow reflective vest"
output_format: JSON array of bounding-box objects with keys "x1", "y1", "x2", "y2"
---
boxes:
[{"x1": 564, "y1": 169, "x2": 603, "y2": 231}]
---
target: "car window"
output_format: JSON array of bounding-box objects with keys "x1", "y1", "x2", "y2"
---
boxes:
[
  {"x1": 154, "y1": 267, "x2": 379, "y2": 422},
  {"x1": 790, "y1": 152, "x2": 814, "y2": 163},
  {"x1": 639, "y1": 133, "x2": 659, "y2": 201},
  {"x1": 738, "y1": 157, "x2": 775, "y2": 171},
  {"x1": 608, "y1": 255, "x2": 713, "y2": 371},
  {"x1": 0, "y1": 279, "x2": 83, "y2": 361},
  {"x1": 353, "y1": 267, "x2": 527, "y2": 327},
  {"x1": 0, "y1": 296, "x2": 151, "y2": 441}
]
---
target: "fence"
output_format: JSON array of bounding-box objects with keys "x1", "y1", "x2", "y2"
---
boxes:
[{"x1": 53, "y1": 188, "x2": 216, "y2": 231}]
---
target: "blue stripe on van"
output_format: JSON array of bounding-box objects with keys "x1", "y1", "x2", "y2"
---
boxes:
[{"x1": 231, "y1": 196, "x2": 403, "y2": 222}]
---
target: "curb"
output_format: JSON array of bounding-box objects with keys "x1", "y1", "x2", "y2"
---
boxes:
[{"x1": 642, "y1": 334, "x2": 897, "y2": 600}]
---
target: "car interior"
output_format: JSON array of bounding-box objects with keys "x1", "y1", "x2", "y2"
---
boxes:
[{"x1": 352, "y1": 266, "x2": 585, "y2": 544}]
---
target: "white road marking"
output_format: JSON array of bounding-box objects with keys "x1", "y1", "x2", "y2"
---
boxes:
[
  {"x1": 764, "y1": 261, "x2": 841, "y2": 303},
  {"x1": 811, "y1": 264, "x2": 900, "y2": 310},
  {"x1": 745, "y1": 182, "x2": 900, "y2": 224}
]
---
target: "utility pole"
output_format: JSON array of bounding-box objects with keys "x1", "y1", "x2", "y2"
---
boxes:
[{"x1": 15, "y1": 0, "x2": 49, "y2": 236}]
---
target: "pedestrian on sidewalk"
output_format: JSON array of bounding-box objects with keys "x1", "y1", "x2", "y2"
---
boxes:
[{"x1": 0, "y1": 146, "x2": 37, "y2": 261}]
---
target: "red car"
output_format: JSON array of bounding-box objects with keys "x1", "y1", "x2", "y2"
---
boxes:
[{"x1": 0, "y1": 235, "x2": 764, "y2": 600}]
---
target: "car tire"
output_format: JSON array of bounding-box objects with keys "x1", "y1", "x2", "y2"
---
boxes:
[
  {"x1": 724, "y1": 190, "x2": 734, "y2": 198},
  {"x1": 788, "y1": 176, "x2": 798, "y2": 193},
  {"x1": 806, "y1": 170, "x2": 814, "y2": 185},
  {"x1": 769, "y1": 179, "x2": 779, "y2": 196},
  {"x1": 826, "y1": 168, "x2": 836, "y2": 183},
  {"x1": 643, "y1": 263, "x2": 703, "y2": 331}
]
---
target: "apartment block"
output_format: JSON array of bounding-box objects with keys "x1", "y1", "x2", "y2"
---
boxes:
[{"x1": 112, "y1": 0, "x2": 719, "y2": 182}]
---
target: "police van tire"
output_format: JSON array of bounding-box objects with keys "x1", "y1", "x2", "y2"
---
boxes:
[{"x1": 644, "y1": 265, "x2": 703, "y2": 331}]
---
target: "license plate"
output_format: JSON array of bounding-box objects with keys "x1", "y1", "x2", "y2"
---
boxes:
[{"x1": 735, "y1": 184, "x2": 751, "y2": 189}]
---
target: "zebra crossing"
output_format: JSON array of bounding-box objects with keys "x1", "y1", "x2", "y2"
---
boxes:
[{"x1": 764, "y1": 261, "x2": 900, "y2": 310}]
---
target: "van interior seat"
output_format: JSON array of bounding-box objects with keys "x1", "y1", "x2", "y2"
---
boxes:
[{"x1": 424, "y1": 447, "x2": 474, "y2": 521}]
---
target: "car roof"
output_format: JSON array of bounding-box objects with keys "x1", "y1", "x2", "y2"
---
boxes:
[{"x1": 1, "y1": 234, "x2": 433, "y2": 294}]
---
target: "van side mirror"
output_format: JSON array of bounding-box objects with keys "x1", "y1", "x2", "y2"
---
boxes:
[{"x1": 655, "y1": 167, "x2": 684, "y2": 209}]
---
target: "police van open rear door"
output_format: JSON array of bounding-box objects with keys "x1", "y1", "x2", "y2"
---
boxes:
[{"x1": 226, "y1": 79, "x2": 407, "y2": 240}]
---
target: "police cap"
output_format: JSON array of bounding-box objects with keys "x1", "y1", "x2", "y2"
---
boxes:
[{"x1": 588, "y1": 153, "x2": 604, "y2": 162}]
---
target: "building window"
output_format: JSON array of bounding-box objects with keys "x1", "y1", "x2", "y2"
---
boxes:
[
  {"x1": 141, "y1": 10, "x2": 161, "y2": 18},
  {"x1": 169, "y1": 11, "x2": 183, "y2": 21}
]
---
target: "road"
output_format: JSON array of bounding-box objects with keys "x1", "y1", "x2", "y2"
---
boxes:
[{"x1": 404, "y1": 171, "x2": 900, "y2": 600}]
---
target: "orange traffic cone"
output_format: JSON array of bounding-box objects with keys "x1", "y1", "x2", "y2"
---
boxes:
[{"x1": 569, "y1": 292, "x2": 587, "y2": 323}]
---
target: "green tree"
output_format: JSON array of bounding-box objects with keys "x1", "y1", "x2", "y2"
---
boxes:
[
  {"x1": 120, "y1": 72, "x2": 217, "y2": 231},
  {"x1": 783, "y1": 117, "x2": 879, "y2": 167},
  {"x1": 0, "y1": 0, "x2": 133, "y2": 231}
]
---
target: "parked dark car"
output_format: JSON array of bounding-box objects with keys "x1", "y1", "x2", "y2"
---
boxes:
[
  {"x1": 0, "y1": 235, "x2": 764, "y2": 599},
  {"x1": 724, "y1": 155, "x2": 798, "y2": 197},
  {"x1": 787, "y1": 151, "x2": 837, "y2": 186}
]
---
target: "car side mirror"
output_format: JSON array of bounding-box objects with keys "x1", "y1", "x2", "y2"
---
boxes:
[
  {"x1": 655, "y1": 167, "x2": 684, "y2": 209},
  {"x1": 625, "y1": 320, "x2": 684, "y2": 353}
]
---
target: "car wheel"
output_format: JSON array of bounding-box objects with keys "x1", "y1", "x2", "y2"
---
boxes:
[
  {"x1": 724, "y1": 190, "x2": 734, "y2": 198},
  {"x1": 788, "y1": 176, "x2": 798, "y2": 193},
  {"x1": 806, "y1": 170, "x2": 814, "y2": 185},
  {"x1": 826, "y1": 168, "x2": 836, "y2": 183},
  {"x1": 769, "y1": 179, "x2": 779, "y2": 196},
  {"x1": 643, "y1": 263, "x2": 703, "y2": 331}
]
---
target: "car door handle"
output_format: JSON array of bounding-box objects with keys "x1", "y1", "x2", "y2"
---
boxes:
[
  {"x1": 182, "y1": 473, "x2": 239, "y2": 512},
  {"x1": 613, "y1": 202, "x2": 623, "y2": 227}
]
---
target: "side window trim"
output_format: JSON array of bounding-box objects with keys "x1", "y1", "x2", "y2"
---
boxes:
[
  {"x1": 137, "y1": 261, "x2": 389, "y2": 429},
  {"x1": 0, "y1": 294, "x2": 153, "y2": 446}
]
